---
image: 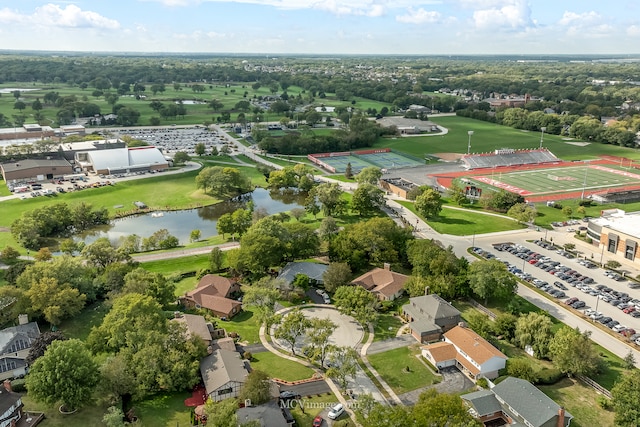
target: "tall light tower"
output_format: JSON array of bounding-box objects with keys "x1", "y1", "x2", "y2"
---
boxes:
[
  {"x1": 467, "y1": 130, "x2": 474, "y2": 155},
  {"x1": 581, "y1": 159, "x2": 592, "y2": 200},
  {"x1": 539, "y1": 126, "x2": 546, "y2": 149}
]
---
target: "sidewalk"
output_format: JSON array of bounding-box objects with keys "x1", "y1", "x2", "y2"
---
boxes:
[{"x1": 359, "y1": 324, "x2": 403, "y2": 405}]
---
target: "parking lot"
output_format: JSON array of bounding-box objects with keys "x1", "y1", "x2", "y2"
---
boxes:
[{"x1": 474, "y1": 240, "x2": 640, "y2": 348}]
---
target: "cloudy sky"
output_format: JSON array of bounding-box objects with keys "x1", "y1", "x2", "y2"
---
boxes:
[{"x1": 0, "y1": 0, "x2": 638, "y2": 55}]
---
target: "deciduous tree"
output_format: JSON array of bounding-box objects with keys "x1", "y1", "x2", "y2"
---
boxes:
[
  {"x1": 326, "y1": 346, "x2": 357, "y2": 391},
  {"x1": 548, "y1": 326, "x2": 601, "y2": 377},
  {"x1": 304, "y1": 317, "x2": 337, "y2": 368},
  {"x1": 322, "y1": 262, "x2": 352, "y2": 293},
  {"x1": 26, "y1": 277, "x2": 86, "y2": 325},
  {"x1": 414, "y1": 188, "x2": 442, "y2": 219},
  {"x1": 514, "y1": 312, "x2": 554, "y2": 358},
  {"x1": 275, "y1": 308, "x2": 310, "y2": 356},
  {"x1": 355, "y1": 167, "x2": 382, "y2": 185},
  {"x1": 333, "y1": 285, "x2": 378, "y2": 326},
  {"x1": 468, "y1": 260, "x2": 516, "y2": 304},
  {"x1": 239, "y1": 370, "x2": 272, "y2": 405},
  {"x1": 612, "y1": 370, "x2": 640, "y2": 427}
]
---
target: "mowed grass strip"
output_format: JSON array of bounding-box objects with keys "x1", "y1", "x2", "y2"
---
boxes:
[
  {"x1": 398, "y1": 201, "x2": 524, "y2": 235},
  {"x1": 367, "y1": 346, "x2": 439, "y2": 394},
  {"x1": 249, "y1": 351, "x2": 315, "y2": 382}
]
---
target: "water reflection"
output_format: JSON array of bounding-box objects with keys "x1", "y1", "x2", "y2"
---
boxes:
[{"x1": 79, "y1": 188, "x2": 306, "y2": 245}]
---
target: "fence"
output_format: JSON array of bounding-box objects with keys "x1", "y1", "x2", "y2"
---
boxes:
[
  {"x1": 575, "y1": 375, "x2": 612, "y2": 399},
  {"x1": 467, "y1": 298, "x2": 497, "y2": 320}
]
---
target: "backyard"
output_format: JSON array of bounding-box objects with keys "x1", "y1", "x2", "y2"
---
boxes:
[{"x1": 249, "y1": 351, "x2": 316, "y2": 382}]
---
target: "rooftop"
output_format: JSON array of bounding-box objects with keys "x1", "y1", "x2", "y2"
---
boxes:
[{"x1": 591, "y1": 210, "x2": 640, "y2": 238}]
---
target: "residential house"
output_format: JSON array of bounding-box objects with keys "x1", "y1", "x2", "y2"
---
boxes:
[
  {"x1": 0, "y1": 316, "x2": 40, "y2": 382},
  {"x1": 277, "y1": 262, "x2": 329, "y2": 286},
  {"x1": 236, "y1": 400, "x2": 295, "y2": 427},
  {"x1": 402, "y1": 294, "x2": 461, "y2": 343},
  {"x1": 422, "y1": 324, "x2": 508, "y2": 380},
  {"x1": 200, "y1": 349, "x2": 249, "y2": 402},
  {"x1": 352, "y1": 264, "x2": 408, "y2": 301},
  {"x1": 171, "y1": 313, "x2": 213, "y2": 347},
  {"x1": 462, "y1": 377, "x2": 573, "y2": 427},
  {"x1": 180, "y1": 275, "x2": 242, "y2": 319},
  {"x1": 0, "y1": 380, "x2": 43, "y2": 427}
]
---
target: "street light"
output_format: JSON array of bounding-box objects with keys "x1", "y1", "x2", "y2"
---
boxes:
[
  {"x1": 467, "y1": 130, "x2": 474, "y2": 155},
  {"x1": 581, "y1": 160, "x2": 591, "y2": 200},
  {"x1": 539, "y1": 127, "x2": 546, "y2": 149}
]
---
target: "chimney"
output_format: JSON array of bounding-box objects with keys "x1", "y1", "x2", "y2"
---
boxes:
[
  {"x1": 557, "y1": 407, "x2": 565, "y2": 427},
  {"x1": 18, "y1": 314, "x2": 28, "y2": 325},
  {"x1": 3, "y1": 380, "x2": 12, "y2": 393},
  {"x1": 383, "y1": 263, "x2": 390, "y2": 271}
]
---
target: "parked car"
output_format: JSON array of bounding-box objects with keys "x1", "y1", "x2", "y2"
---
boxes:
[
  {"x1": 313, "y1": 416, "x2": 324, "y2": 427},
  {"x1": 328, "y1": 404, "x2": 345, "y2": 420}
]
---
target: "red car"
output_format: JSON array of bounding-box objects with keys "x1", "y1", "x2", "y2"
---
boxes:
[{"x1": 313, "y1": 415, "x2": 324, "y2": 427}]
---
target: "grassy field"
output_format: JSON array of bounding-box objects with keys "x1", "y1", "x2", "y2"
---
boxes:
[
  {"x1": 539, "y1": 378, "x2": 615, "y2": 427},
  {"x1": 134, "y1": 392, "x2": 193, "y2": 427},
  {"x1": 367, "y1": 345, "x2": 439, "y2": 394},
  {"x1": 57, "y1": 301, "x2": 110, "y2": 341},
  {"x1": 249, "y1": 351, "x2": 315, "y2": 382},
  {"x1": 372, "y1": 115, "x2": 640, "y2": 161},
  {"x1": 217, "y1": 309, "x2": 261, "y2": 345},
  {"x1": 372, "y1": 314, "x2": 404, "y2": 342},
  {"x1": 398, "y1": 201, "x2": 525, "y2": 235},
  {"x1": 19, "y1": 394, "x2": 108, "y2": 427}
]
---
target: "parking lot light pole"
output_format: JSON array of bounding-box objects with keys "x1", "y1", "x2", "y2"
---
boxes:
[
  {"x1": 539, "y1": 127, "x2": 546, "y2": 149},
  {"x1": 467, "y1": 131, "x2": 474, "y2": 155}
]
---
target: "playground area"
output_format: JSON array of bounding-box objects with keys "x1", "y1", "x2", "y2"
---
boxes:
[{"x1": 308, "y1": 148, "x2": 424, "y2": 173}]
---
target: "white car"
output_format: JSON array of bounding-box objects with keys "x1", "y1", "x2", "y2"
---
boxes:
[{"x1": 328, "y1": 403, "x2": 344, "y2": 420}]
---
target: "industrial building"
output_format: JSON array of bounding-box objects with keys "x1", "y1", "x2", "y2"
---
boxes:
[{"x1": 75, "y1": 146, "x2": 168, "y2": 175}]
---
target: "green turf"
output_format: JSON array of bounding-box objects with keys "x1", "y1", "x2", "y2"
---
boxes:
[
  {"x1": 19, "y1": 394, "x2": 108, "y2": 427},
  {"x1": 539, "y1": 378, "x2": 615, "y2": 427},
  {"x1": 217, "y1": 309, "x2": 261, "y2": 345},
  {"x1": 373, "y1": 314, "x2": 404, "y2": 342},
  {"x1": 135, "y1": 391, "x2": 192, "y2": 427},
  {"x1": 249, "y1": 351, "x2": 315, "y2": 382},
  {"x1": 472, "y1": 164, "x2": 640, "y2": 197},
  {"x1": 372, "y1": 115, "x2": 640, "y2": 161},
  {"x1": 398, "y1": 201, "x2": 525, "y2": 235},
  {"x1": 57, "y1": 301, "x2": 109, "y2": 341},
  {"x1": 367, "y1": 345, "x2": 439, "y2": 394}
]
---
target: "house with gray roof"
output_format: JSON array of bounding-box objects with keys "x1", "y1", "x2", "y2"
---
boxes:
[
  {"x1": 277, "y1": 262, "x2": 329, "y2": 285},
  {"x1": 236, "y1": 400, "x2": 295, "y2": 427},
  {"x1": 402, "y1": 294, "x2": 461, "y2": 343},
  {"x1": 200, "y1": 349, "x2": 249, "y2": 402},
  {"x1": 462, "y1": 377, "x2": 572, "y2": 427},
  {"x1": 0, "y1": 316, "x2": 40, "y2": 382}
]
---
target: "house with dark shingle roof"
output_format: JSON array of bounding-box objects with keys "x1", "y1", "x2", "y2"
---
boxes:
[
  {"x1": 180, "y1": 275, "x2": 242, "y2": 319},
  {"x1": 277, "y1": 262, "x2": 329, "y2": 285},
  {"x1": 171, "y1": 313, "x2": 213, "y2": 347},
  {"x1": 236, "y1": 400, "x2": 295, "y2": 427},
  {"x1": 422, "y1": 324, "x2": 507, "y2": 380},
  {"x1": 402, "y1": 294, "x2": 461, "y2": 343},
  {"x1": 462, "y1": 377, "x2": 572, "y2": 427},
  {"x1": 352, "y1": 264, "x2": 409, "y2": 301},
  {"x1": 200, "y1": 349, "x2": 249, "y2": 402},
  {"x1": 0, "y1": 316, "x2": 40, "y2": 382}
]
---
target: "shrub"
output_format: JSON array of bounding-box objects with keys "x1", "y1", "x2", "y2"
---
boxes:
[
  {"x1": 553, "y1": 203, "x2": 563, "y2": 210},
  {"x1": 535, "y1": 368, "x2": 565, "y2": 385},
  {"x1": 9, "y1": 379, "x2": 26, "y2": 393},
  {"x1": 476, "y1": 378, "x2": 489, "y2": 389},
  {"x1": 243, "y1": 351, "x2": 252, "y2": 361},
  {"x1": 579, "y1": 200, "x2": 593, "y2": 207},
  {"x1": 596, "y1": 395, "x2": 611, "y2": 410}
]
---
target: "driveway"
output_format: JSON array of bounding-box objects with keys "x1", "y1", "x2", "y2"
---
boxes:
[
  {"x1": 398, "y1": 367, "x2": 474, "y2": 405},
  {"x1": 366, "y1": 335, "x2": 415, "y2": 355}
]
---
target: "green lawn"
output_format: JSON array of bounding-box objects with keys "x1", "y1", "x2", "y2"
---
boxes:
[
  {"x1": 249, "y1": 351, "x2": 315, "y2": 382},
  {"x1": 289, "y1": 393, "x2": 355, "y2": 427},
  {"x1": 57, "y1": 301, "x2": 109, "y2": 341},
  {"x1": 398, "y1": 201, "x2": 525, "y2": 235},
  {"x1": 367, "y1": 346, "x2": 439, "y2": 394},
  {"x1": 539, "y1": 377, "x2": 615, "y2": 427},
  {"x1": 372, "y1": 115, "x2": 640, "y2": 161},
  {"x1": 373, "y1": 314, "x2": 404, "y2": 342},
  {"x1": 140, "y1": 253, "x2": 211, "y2": 276},
  {"x1": 135, "y1": 392, "x2": 192, "y2": 427},
  {"x1": 19, "y1": 394, "x2": 108, "y2": 427},
  {"x1": 217, "y1": 309, "x2": 261, "y2": 345}
]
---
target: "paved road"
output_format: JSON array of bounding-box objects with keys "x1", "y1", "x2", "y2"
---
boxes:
[
  {"x1": 366, "y1": 335, "x2": 415, "y2": 355},
  {"x1": 398, "y1": 367, "x2": 474, "y2": 405},
  {"x1": 281, "y1": 379, "x2": 331, "y2": 397}
]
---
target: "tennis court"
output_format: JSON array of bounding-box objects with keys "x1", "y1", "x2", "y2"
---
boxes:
[
  {"x1": 471, "y1": 165, "x2": 640, "y2": 196},
  {"x1": 356, "y1": 151, "x2": 424, "y2": 169},
  {"x1": 319, "y1": 155, "x2": 372, "y2": 173}
]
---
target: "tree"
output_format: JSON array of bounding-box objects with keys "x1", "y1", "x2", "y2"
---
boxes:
[
  {"x1": 507, "y1": 203, "x2": 536, "y2": 223},
  {"x1": 564, "y1": 243, "x2": 576, "y2": 251},
  {"x1": 514, "y1": 312, "x2": 554, "y2": 358},
  {"x1": 562, "y1": 206, "x2": 573, "y2": 219},
  {"x1": 318, "y1": 216, "x2": 339, "y2": 241},
  {"x1": 412, "y1": 388, "x2": 482, "y2": 427},
  {"x1": 217, "y1": 213, "x2": 235, "y2": 239},
  {"x1": 26, "y1": 277, "x2": 86, "y2": 325},
  {"x1": 467, "y1": 312, "x2": 493, "y2": 339},
  {"x1": 209, "y1": 247, "x2": 224, "y2": 272},
  {"x1": 196, "y1": 166, "x2": 252, "y2": 197},
  {"x1": 274, "y1": 309, "x2": 310, "y2": 356},
  {"x1": 203, "y1": 398, "x2": 238, "y2": 427},
  {"x1": 624, "y1": 350, "x2": 636, "y2": 370},
  {"x1": 493, "y1": 313, "x2": 517, "y2": 340},
  {"x1": 344, "y1": 162, "x2": 353, "y2": 179},
  {"x1": 333, "y1": 285, "x2": 378, "y2": 326},
  {"x1": 468, "y1": 260, "x2": 517, "y2": 304},
  {"x1": 81, "y1": 237, "x2": 128, "y2": 269},
  {"x1": 605, "y1": 260, "x2": 621, "y2": 270},
  {"x1": 13, "y1": 101, "x2": 26, "y2": 112},
  {"x1": 121, "y1": 268, "x2": 176, "y2": 307},
  {"x1": 310, "y1": 183, "x2": 344, "y2": 217},
  {"x1": 612, "y1": 369, "x2": 640, "y2": 426},
  {"x1": 290, "y1": 207, "x2": 305, "y2": 222},
  {"x1": 351, "y1": 184, "x2": 385, "y2": 215},
  {"x1": 190, "y1": 229, "x2": 201, "y2": 242},
  {"x1": 173, "y1": 151, "x2": 191, "y2": 164},
  {"x1": 0, "y1": 245, "x2": 20, "y2": 263},
  {"x1": 548, "y1": 326, "x2": 601, "y2": 377},
  {"x1": 195, "y1": 142, "x2": 206, "y2": 156},
  {"x1": 414, "y1": 188, "x2": 442, "y2": 219},
  {"x1": 242, "y1": 277, "x2": 282, "y2": 326},
  {"x1": 103, "y1": 406, "x2": 126, "y2": 427},
  {"x1": 239, "y1": 370, "x2": 272, "y2": 405},
  {"x1": 304, "y1": 317, "x2": 337, "y2": 368},
  {"x1": 326, "y1": 346, "x2": 358, "y2": 391},
  {"x1": 26, "y1": 331, "x2": 67, "y2": 365},
  {"x1": 506, "y1": 358, "x2": 538, "y2": 383},
  {"x1": 26, "y1": 339, "x2": 99, "y2": 411},
  {"x1": 31, "y1": 98, "x2": 43, "y2": 111},
  {"x1": 355, "y1": 166, "x2": 382, "y2": 185},
  {"x1": 322, "y1": 262, "x2": 352, "y2": 293}
]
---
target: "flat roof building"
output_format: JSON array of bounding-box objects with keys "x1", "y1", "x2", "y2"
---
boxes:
[
  {"x1": 1, "y1": 158, "x2": 73, "y2": 182},
  {"x1": 76, "y1": 146, "x2": 168, "y2": 175},
  {"x1": 588, "y1": 209, "x2": 640, "y2": 264}
]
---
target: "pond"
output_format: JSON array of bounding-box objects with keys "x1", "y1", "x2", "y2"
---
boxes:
[{"x1": 79, "y1": 188, "x2": 306, "y2": 245}]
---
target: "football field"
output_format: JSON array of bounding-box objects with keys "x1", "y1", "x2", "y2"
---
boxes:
[{"x1": 471, "y1": 164, "x2": 640, "y2": 196}]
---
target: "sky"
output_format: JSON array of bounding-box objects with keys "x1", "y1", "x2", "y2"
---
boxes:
[{"x1": 0, "y1": 0, "x2": 638, "y2": 55}]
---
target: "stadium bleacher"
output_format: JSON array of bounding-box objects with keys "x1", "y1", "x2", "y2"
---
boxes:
[{"x1": 461, "y1": 149, "x2": 558, "y2": 170}]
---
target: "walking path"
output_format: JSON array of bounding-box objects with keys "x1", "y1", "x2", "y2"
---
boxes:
[{"x1": 359, "y1": 323, "x2": 403, "y2": 405}]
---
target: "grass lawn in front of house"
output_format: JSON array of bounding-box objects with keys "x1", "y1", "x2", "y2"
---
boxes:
[
  {"x1": 373, "y1": 314, "x2": 404, "y2": 342},
  {"x1": 249, "y1": 351, "x2": 315, "y2": 382},
  {"x1": 217, "y1": 308, "x2": 261, "y2": 345},
  {"x1": 289, "y1": 393, "x2": 355, "y2": 427},
  {"x1": 367, "y1": 346, "x2": 439, "y2": 394}
]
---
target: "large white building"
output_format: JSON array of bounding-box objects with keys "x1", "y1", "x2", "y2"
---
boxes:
[
  {"x1": 587, "y1": 209, "x2": 640, "y2": 264},
  {"x1": 75, "y1": 146, "x2": 169, "y2": 175}
]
